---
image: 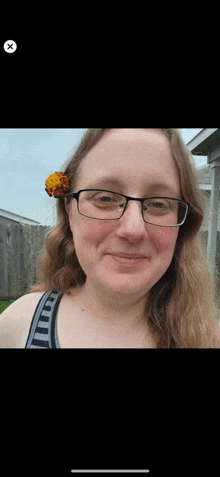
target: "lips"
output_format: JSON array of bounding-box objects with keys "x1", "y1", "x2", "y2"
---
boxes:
[
  {"x1": 108, "y1": 253, "x2": 148, "y2": 259},
  {"x1": 108, "y1": 253, "x2": 148, "y2": 267}
]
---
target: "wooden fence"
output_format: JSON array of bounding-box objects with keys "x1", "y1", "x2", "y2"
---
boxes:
[{"x1": 0, "y1": 224, "x2": 51, "y2": 300}]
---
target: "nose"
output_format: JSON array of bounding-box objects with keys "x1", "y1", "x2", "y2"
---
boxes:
[{"x1": 116, "y1": 199, "x2": 147, "y2": 241}]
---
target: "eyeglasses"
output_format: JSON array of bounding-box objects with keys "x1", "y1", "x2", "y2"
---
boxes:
[{"x1": 65, "y1": 189, "x2": 193, "y2": 227}]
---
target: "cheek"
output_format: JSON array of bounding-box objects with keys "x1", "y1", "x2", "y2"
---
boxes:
[
  {"x1": 75, "y1": 220, "x2": 111, "y2": 244},
  {"x1": 70, "y1": 213, "x2": 112, "y2": 260},
  {"x1": 71, "y1": 221, "x2": 113, "y2": 276},
  {"x1": 150, "y1": 227, "x2": 179, "y2": 256}
]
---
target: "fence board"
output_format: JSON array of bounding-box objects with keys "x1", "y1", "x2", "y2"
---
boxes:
[{"x1": 0, "y1": 224, "x2": 51, "y2": 300}]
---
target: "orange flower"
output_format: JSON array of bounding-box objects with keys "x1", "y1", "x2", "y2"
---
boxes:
[{"x1": 45, "y1": 171, "x2": 69, "y2": 198}]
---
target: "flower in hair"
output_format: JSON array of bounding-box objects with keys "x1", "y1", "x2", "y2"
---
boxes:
[{"x1": 45, "y1": 171, "x2": 69, "y2": 198}]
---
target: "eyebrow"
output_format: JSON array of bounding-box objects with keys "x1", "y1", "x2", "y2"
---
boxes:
[{"x1": 83, "y1": 177, "x2": 180, "y2": 197}]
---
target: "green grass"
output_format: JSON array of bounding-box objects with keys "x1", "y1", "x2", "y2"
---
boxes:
[{"x1": 0, "y1": 301, "x2": 13, "y2": 314}]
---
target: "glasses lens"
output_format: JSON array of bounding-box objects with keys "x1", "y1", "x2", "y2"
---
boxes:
[
  {"x1": 143, "y1": 198, "x2": 187, "y2": 226},
  {"x1": 79, "y1": 190, "x2": 127, "y2": 219}
]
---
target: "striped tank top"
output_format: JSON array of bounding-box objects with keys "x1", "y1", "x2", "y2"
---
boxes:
[{"x1": 25, "y1": 290, "x2": 63, "y2": 348}]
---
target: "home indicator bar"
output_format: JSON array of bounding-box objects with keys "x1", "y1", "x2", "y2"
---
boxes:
[{"x1": 71, "y1": 471, "x2": 150, "y2": 473}]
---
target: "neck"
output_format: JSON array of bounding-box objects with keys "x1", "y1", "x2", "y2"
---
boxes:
[{"x1": 75, "y1": 280, "x2": 149, "y2": 331}]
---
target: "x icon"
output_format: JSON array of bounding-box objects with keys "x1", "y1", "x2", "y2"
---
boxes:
[{"x1": 3, "y1": 40, "x2": 17, "y2": 53}]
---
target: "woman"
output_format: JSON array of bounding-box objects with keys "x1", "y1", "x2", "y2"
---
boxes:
[{"x1": 1, "y1": 128, "x2": 220, "y2": 348}]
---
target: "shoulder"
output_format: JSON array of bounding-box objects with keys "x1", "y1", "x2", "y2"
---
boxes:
[{"x1": 0, "y1": 291, "x2": 47, "y2": 348}]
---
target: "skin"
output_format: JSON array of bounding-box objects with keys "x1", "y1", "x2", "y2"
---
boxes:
[{"x1": 66, "y1": 129, "x2": 180, "y2": 335}]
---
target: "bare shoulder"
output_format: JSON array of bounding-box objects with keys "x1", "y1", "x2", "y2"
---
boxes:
[{"x1": 0, "y1": 292, "x2": 46, "y2": 348}]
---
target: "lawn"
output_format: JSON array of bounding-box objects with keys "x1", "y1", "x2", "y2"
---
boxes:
[{"x1": 0, "y1": 301, "x2": 13, "y2": 314}]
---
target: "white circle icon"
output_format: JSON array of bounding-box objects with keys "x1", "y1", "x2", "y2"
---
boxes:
[{"x1": 3, "y1": 40, "x2": 17, "y2": 53}]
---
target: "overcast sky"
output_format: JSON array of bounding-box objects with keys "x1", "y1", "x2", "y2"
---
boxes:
[{"x1": 0, "y1": 128, "x2": 206, "y2": 226}]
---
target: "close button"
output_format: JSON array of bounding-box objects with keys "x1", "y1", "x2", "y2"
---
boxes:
[{"x1": 3, "y1": 40, "x2": 17, "y2": 53}]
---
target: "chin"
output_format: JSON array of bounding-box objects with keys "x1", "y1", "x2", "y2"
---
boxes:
[{"x1": 98, "y1": 272, "x2": 151, "y2": 296}]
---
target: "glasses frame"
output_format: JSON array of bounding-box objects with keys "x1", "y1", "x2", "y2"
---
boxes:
[{"x1": 64, "y1": 189, "x2": 194, "y2": 227}]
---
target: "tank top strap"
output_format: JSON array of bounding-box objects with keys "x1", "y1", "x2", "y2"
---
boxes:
[{"x1": 25, "y1": 290, "x2": 63, "y2": 348}]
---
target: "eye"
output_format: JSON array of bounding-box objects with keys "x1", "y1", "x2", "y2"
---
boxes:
[
  {"x1": 91, "y1": 192, "x2": 123, "y2": 204},
  {"x1": 93, "y1": 193, "x2": 115, "y2": 203},
  {"x1": 145, "y1": 199, "x2": 169, "y2": 207},
  {"x1": 144, "y1": 199, "x2": 173, "y2": 214},
  {"x1": 151, "y1": 201, "x2": 167, "y2": 209},
  {"x1": 98, "y1": 195, "x2": 113, "y2": 203}
]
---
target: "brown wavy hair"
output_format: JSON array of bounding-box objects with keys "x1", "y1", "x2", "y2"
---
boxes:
[{"x1": 29, "y1": 128, "x2": 220, "y2": 348}]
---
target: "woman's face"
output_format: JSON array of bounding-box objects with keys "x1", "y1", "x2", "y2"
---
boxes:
[{"x1": 67, "y1": 129, "x2": 181, "y2": 302}]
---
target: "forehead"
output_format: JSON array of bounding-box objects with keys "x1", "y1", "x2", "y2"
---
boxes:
[{"x1": 76, "y1": 129, "x2": 180, "y2": 194}]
